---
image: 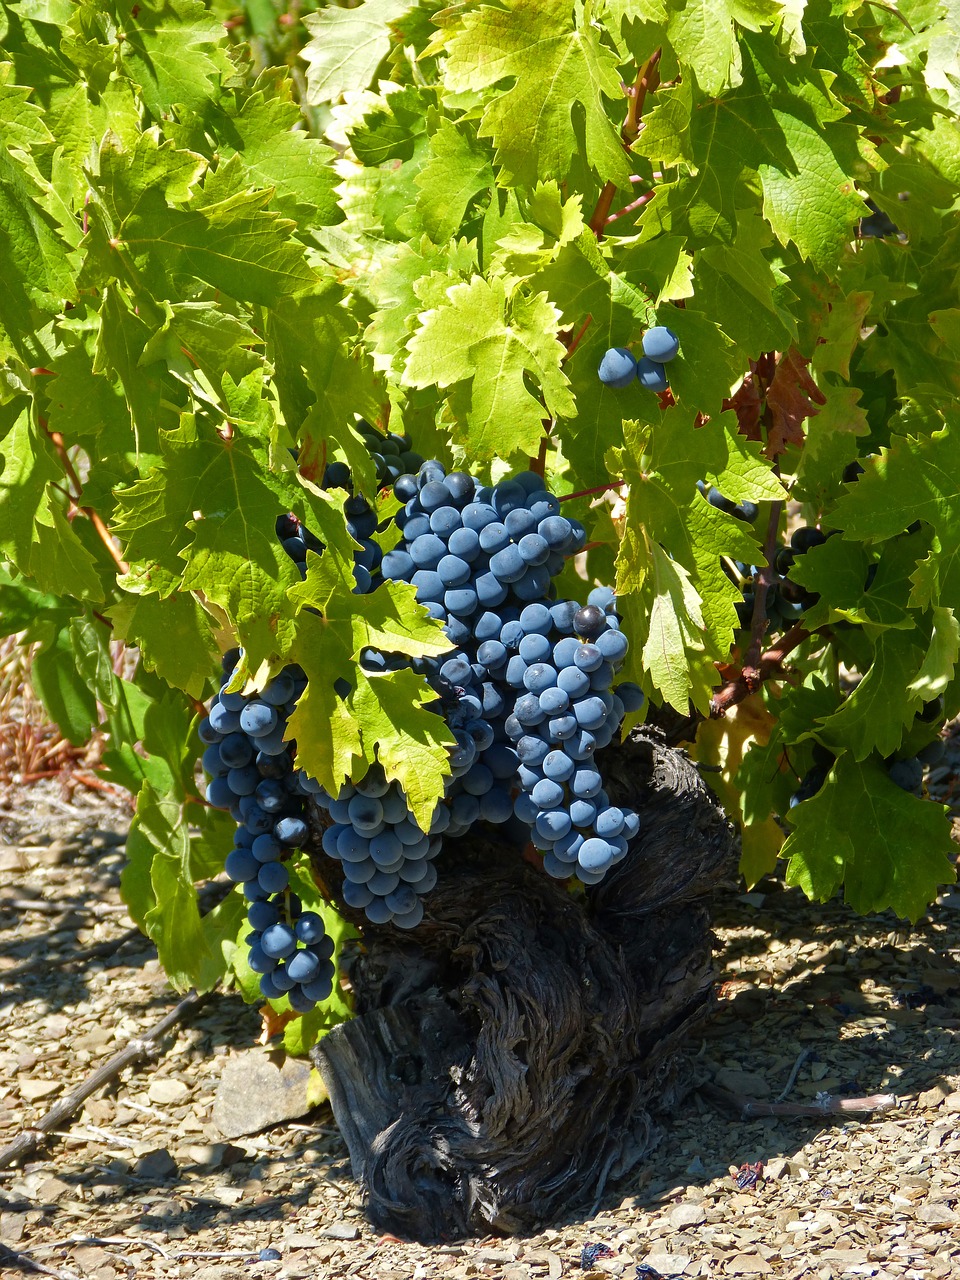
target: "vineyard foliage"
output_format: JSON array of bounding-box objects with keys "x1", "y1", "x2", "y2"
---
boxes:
[{"x1": 1, "y1": 0, "x2": 959, "y2": 1037}]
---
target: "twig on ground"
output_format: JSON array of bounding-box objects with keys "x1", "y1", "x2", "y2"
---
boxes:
[
  {"x1": 0, "y1": 1243, "x2": 82, "y2": 1280},
  {"x1": 776, "y1": 1048, "x2": 813, "y2": 1103},
  {"x1": 700, "y1": 1081, "x2": 898, "y2": 1119},
  {"x1": 0, "y1": 925, "x2": 148, "y2": 982},
  {"x1": 0, "y1": 990, "x2": 208, "y2": 1170},
  {"x1": 37, "y1": 1237, "x2": 275, "y2": 1263}
]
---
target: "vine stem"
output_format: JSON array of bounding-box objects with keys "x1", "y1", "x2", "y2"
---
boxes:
[
  {"x1": 606, "y1": 189, "x2": 655, "y2": 225},
  {"x1": 741, "y1": 501, "x2": 783, "y2": 685},
  {"x1": 561, "y1": 314, "x2": 593, "y2": 363},
  {"x1": 43, "y1": 425, "x2": 129, "y2": 575},
  {"x1": 588, "y1": 50, "x2": 661, "y2": 239},
  {"x1": 709, "y1": 622, "x2": 814, "y2": 718}
]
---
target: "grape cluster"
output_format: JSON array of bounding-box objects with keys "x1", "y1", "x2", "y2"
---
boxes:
[
  {"x1": 729, "y1": 525, "x2": 824, "y2": 632},
  {"x1": 201, "y1": 435, "x2": 646, "y2": 975},
  {"x1": 508, "y1": 601, "x2": 644, "y2": 883},
  {"x1": 597, "y1": 326, "x2": 680, "y2": 394},
  {"x1": 199, "y1": 652, "x2": 335, "y2": 1012}
]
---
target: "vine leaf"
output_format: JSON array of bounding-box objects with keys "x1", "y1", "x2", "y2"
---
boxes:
[
  {"x1": 403, "y1": 275, "x2": 575, "y2": 465},
  {"x1": 435, "y1": 0, "x2": 631, "y2": 189},
  {"x1": 301, "y1": 0, "x2": 413, "y2": 104},
  {"x1": 765, "y1": 348, "x2": 827, "y2": 457},
  {"x1": 286, "y1": 551, "x2": 453, "y2": 808},
  {"x1": 781, "y1": 753, "x2": 956, "y2": 922}
]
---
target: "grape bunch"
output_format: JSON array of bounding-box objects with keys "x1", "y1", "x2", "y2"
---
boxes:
[
  {"x1": 309, "y1": 459, "x2": 646, "y2": 916},
  {"x1": 508, "y1": 602, "x2": 644, "y2": 883},
  {"x1": 597, "y1": 326, "x2": 680, "y2": 394},
  {"x1": 728, "y1": 525, "x2": 824, "y2": 632},
  {"x1": 697, "y1": 479, "x2": 759, "y2": 524},
  {"x1": 199, "y1": 652, "x2": 335, "y2": 1012},
  {"x1": 199, "y1": 434, "x2": 647, "y2": 990}
]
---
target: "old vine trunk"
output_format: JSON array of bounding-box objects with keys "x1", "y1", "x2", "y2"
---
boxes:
[{"x1": 306, "y1": 727, "x2": 739, "y2": 1242}]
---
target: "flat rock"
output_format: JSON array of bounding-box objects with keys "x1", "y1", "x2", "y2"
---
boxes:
[
  {"x1": 714, "y1": 1068, "x2": 772, "y2": 1098},
  {"x1": 942, "y1": 1091, "x2": 960, "y2": 1113},
  {"x1": 134, "y1": 1147, "x2": 178, "y2": 1180},
  {"x1": 19, "y1": 1078, "x2": 62, "y2": 1101},
  {"x1": 916, "y1": 1202, "x2": 958, "y2": 1226},
  {"x1": 148, "y1": 1078, "x2": 189, "y2": 1105},
  {"x1": 726, "y1": 1254, "x2": 772, "y2": 1275},
  {"x1": 212, "y1": 1050, "x2": 315, "y2": 1139},
  {"x1": 669, "y1": 1202, "x2": 706, "y2": 1229},
  {"x1": 318, "y1": 1221, "x2": 360, "y2": 1240}
]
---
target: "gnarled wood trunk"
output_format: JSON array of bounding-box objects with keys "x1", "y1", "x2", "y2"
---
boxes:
[{"x1": 307, "y1": 727, "x2": 738, "y2": 1242}]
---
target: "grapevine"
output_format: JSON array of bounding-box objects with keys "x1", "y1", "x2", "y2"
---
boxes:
[{"x1": 0, "y1": 0, "x2": 956, "y2": 1111}]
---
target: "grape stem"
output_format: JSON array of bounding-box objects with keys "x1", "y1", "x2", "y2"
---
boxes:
[
  {"x1": 741, "y1": 500, "x2": 783, "y2": 684},
  {"x1": 42, "y1": 424, "x2": 129, "y2": 575},
  {"x1": 709, "y1": 622, "x2": 813, "y2": 717},
  {"x1": 588, "y1": 50, "x2": 661, "y2": 238},
  {"x1": 559, "y1": 480, "x2": 625, "y2": 503},
  {"x1": 605, "y1": 189, "x2": 655, "y2": 225}
]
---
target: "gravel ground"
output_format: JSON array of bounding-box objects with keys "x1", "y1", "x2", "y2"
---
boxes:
[{"x1": 0, "y1": 779, "x2": 959, "y2": 1280}]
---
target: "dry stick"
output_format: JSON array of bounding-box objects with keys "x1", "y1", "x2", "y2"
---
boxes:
[
  {"x1": 741, "y1": 500, "x2": 783, "y2": 686},
  {"x1": 0, "y1": 990, "x2": 207, "y2": 1171},
  {"x1": 776, "y1": 1048, "x2": 813, "y2": 1103},
  {"x1": 43, "y1": 426, "x2": 129, "y2": 575},
  {"x1": 699, "y1": 1081, "x2": 898, "y2": 1120},
  {"x1": 0, "y1": 1243, "x2": 82, "y2": 1280},
  {"x1": 0, "y1": 925, "x2": 146, "y2": 982}
]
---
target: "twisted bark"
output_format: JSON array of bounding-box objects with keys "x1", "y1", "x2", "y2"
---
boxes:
[{"x1": 307, "y1": 728, "x2": 739, "y2": 1242}]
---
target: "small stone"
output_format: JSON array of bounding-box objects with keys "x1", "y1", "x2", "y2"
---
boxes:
[
  {"x1": 942, "y1": 1091, "x2": 960, "y2": 1113},
  {"x1": 36, "y1": 1176, "x2": 72, "y2": 1202},
  {"x1": 714, "y1": 1068, "x2": 772, "y2": 1098},
  {"x1": 318, "y1": 1221, "x2": 359, "y2": 1241},
  {"x1": 918, "y1": 1084, "x2": 950, "y2": 1109},
  {"x1": 19, "y1": 1078, "x2": 62, "y2": 1101},
  {"x1": 764, "y1": 1157, "x2": 790, "y2": 1181},
  {"x1": 183, "y1": 1143, "x2": 231, "y2": 1168},
  {"x1": 134, "y1": 1148, "x2": 178, "y2": 1180},
  {"x1": 669, "y1": 1203, "x2": 706, "y2": 1230},
  {"x1": 726, "y1": 1254, "x2": 772, "y2": 1275},
  {"x1": 148, "y1": 1078, "x2": 189, "y2": 1105},
  {"x1": 916, "y1": 1202, "x2": 958, "y2": 1226},
  {"x1": 212, "y1": 1050, "x2": 315, "y2": 1140}
]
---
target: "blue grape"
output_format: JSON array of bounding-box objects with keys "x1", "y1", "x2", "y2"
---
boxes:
[
  {"x1": 571, "y1": 768, "x2": 603, "y2": 799},
  {"x1": 557, "y1": 666, "x2": 590, "y2": 698},
  {"x1": 208, "y1": 703, "x2": 240, "y2": 735},
  {"x1": 598, "y1": 347, "x2": 638, "y2": 388},
  {"x1": 596, "y1": 630, "x2": 629, "y2": 664},
  {"x1": 536, "y1": 809, "x2": 572, "y2": 840},
  {"x1": 641, "y1": 326, "x2": 680, "y2": 363},
  {"x1": 287, "y1": 950, "x2": 321, "y2": 984},
  {"x1": 531, "y1": 778, "x2": 564, "y2": 809},
  {"x1": 636, "y1": 357, "x2": 669, "y2": 392},
  {"x1": 240, "y1": 701, "x2": 278, "y2": 738},
  {"x1": 261, "y1": 923, "x2": 297, "y2": 960},
  {"x1": 438, "y1": 554, "x2": 471, "y2": 587},
  {"x1": 447, "y1": 526, "x2": 481, "y2": 560},
  {"x1": 547, "y1": 713, "x2": 577, "y2": 741},
  {"x1": 252, "y1": 834, "x2": 282, "y2": 863},
  {"x1": 258, "y1": 862, "x2": 289, "y2": 894},
  {"x1": 518, "y1": 633, "x2": 552, "y2": 663},
  {"x1": 574, "y1": 644, "x2": 603, "y2": 672},
  {"x1": 538, "y1": 687, "x2": 569, "y2": 715},
  {"x1": 206, "y1": 776, "x2": 234, "y2": 809},
  {"x1": 617, "y1": 682, "x2": 645, "y2": 712},
  {"x1": 490, "y1": 545, "x2": 526, "y2": 583},
  {"x1": 518, "y1": 533, "x2": 550, "y2": 565},
  {"x1": 225, "y1": 848, "x2": 258, "y2": 882},
  {"x1": 275, "y1": 816, "x2": 308, "y2": 846},
  {"x1": 542, "y1": 750, "x2": 575, "y2": 783},
  {"x1": 523, "y1": 663, "x2": 557, "y2": 693},
  {"x1": 342, "y1": 880, "x2": 374, "y2": 909}
]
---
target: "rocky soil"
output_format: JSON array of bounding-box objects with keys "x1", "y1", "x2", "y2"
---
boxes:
[{"x1": 0, "y1": 779, "x2": 958, "y2": 1280}]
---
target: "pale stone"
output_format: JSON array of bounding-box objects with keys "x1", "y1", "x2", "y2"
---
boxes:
[
  {"x1": 148, "y1": 1078, "x2": 189, "y2": 1104},
  {"x1": 211, "y1": 1050, "x2": 314, "y2": 1140}
]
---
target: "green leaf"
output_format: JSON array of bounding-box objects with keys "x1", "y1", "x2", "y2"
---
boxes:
[
  {"x1": 415, "y1": 117, "x2": 494, "y2": 245},
  {"x1": 832, "y1": 425, "x2": 960, "y2": 613},
  {"x1": 124, "y1": 781, "x2": 243, "y2": 993},
  {"x1": 815, "y1": 631, "x2": 925, "y2": 760},
  {"x1": 285, "y1": 552, "x2": 453, "y2": 802},
  {"x1": 109, "y1": 590, "x2": 220, "y2": 699},
  {"x1": 402, "y1": 274, "x2": 575, "y2": 466},
  {"x1": 301, "y1": 0, "x2": 412, "y2": 105},
  {"x1": 437, "y1": 0, "x2": 631, "y2": 190},
  {"x1": 119, "y1": 0, "x2": 234, "y2": 118},
  {"x1": 781, "y1": 753, "x2": 955, "y2": 922}
]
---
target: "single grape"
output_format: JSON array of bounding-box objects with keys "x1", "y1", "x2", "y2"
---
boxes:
[
  {"x1": 261, "y1": 923, "x2": 297, "y2": 960},
  {"x1": 239, "y1": 701, "x2": 278, "y2": 738},
  {"x1": 597, "y1": 347, "x2": 638, "y2": 388},
  {"x1": 641, "y1": 326, "x2": 680, "y2": 363},
  {"x1": 636, "y1": 357, "x2": 669, "y2": 392}
]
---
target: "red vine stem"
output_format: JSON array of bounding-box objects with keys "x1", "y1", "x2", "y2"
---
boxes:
[
  {"x1": 588, "y1": 50, "x2": 661, "y2": 239},
  {"x1": 561, "y1": 314, "x2": 593, "y2": 363},
  {"x1": 44, "y1": 426, "x2": 129, "y2": 575},
  {"x1": 560, "y1": 480, "x2": 625, "y2": 503},
  {"x1": 710, "y1": 623, "x2": 814, "y2": 718},
  {"x1": 606, "y1": 189, "x2": 655, "y2": 224}
]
